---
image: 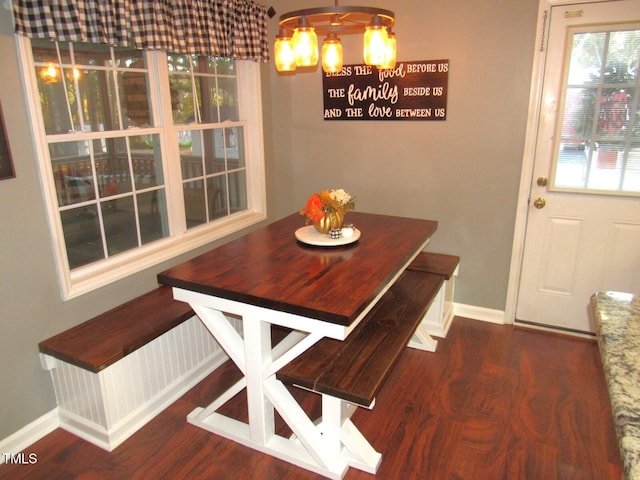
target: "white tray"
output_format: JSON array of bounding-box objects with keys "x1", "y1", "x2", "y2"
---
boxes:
[{"x1": 295, "y1": 225, "x2": 361, "y2": 247}]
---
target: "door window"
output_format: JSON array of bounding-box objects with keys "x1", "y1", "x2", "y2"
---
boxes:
[{"x1": 553, "y1": 25, "x2": 640, "y2": 194}]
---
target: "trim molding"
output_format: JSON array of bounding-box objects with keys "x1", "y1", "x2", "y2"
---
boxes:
[
  {"x1": 0, "y1": 410, "x2": 58, "y2": 464},
  {"x1": 453, "y1": 303, "x2": 505, "y2": 324}
]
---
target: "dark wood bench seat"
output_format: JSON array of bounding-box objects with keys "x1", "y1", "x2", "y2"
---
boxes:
[
  {"x1": 277, "y1": 268, "x2": 446, "y2": 407},
  {"x1": 407, "y1": 251, "x2": 460, "y2": 279},
  {"x1": 39, "y1": 285, "x2": 194, "y2": 373}
]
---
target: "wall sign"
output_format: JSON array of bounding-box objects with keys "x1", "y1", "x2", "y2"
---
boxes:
[{"x1": 322, "y1": 59, "x2": 449, "y2": 121}]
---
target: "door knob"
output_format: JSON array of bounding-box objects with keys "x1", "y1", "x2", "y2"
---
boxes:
[
  {"x1": 533, "y1": 197, "x2": 546, "y2": 209},
  {"x1": 537, "y1": 176, "x2": 548, "y2": 187}
]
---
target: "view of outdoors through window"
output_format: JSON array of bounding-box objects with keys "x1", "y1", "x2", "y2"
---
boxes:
[
  {"x1": 555, "y1": 27, "x2": 640, "y2": 193},
  {"x1": 167, "y1": 55, "x2": 247, "y2": 228},
  {"x1": 31, "y1": 40, "x2": 248, "y2": 270}
]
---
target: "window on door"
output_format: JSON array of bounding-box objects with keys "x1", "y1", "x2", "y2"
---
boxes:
[
  {"x1": 553, "y1": 25, "x2": 640, "y2": 194},
  {"x1": 20, "y1": 37, "x2": 266, "y2": 299}
]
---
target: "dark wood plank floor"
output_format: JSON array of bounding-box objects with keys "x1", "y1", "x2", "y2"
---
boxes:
[{"x1": 0, "y1": 317, "x2": 622, "y2": 479}]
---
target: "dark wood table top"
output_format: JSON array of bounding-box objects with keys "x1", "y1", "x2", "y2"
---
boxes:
[{"x1": 158, "y1": 212, "x2": 437, "y2": 326}]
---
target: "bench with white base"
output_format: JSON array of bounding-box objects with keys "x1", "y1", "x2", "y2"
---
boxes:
[{"x1": 38, "y1": 285, "x2": 238, "y2": 451}]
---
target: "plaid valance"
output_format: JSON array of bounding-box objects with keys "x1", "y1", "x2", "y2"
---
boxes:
[{"x1": 13, "y1": 0, "x2": 270, "y2": 62}]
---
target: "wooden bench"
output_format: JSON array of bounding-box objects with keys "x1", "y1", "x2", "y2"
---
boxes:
[
  {"x1": 38, "y1": 285, "x2": 238, "y2": 451},
  {"x1": 40, "y1": 286, "x2": 194, "y2": 372},
  {"x1": 407, "y1": 252, "x2": 459, "y2": 339},
  {"x1": 278, "y1": 252, "x2": 459, "y2": 408}
]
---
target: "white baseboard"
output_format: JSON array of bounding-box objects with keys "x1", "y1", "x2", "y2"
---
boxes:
[
  {"x1": 0, "y1": 410, "x2": 59, "y2": 464},
  {"x1": 453, "y1": 303, "x2": 506, "y2": 324}
]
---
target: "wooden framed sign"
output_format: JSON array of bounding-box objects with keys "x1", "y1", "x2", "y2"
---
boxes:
[{"x1": 323, "y1": 59, "x2": 449, "y2": 121}]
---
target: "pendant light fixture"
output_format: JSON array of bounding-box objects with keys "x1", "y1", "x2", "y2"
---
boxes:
[{"x1": 274, "y1": 2, "x2": 396, "y2": 73}]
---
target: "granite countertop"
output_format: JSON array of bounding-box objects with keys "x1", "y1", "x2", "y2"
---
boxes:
[{"x1": 591, "y1": 291, "x2": 640, "y2": 480}]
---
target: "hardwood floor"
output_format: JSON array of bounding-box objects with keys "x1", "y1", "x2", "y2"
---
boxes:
[{"x1": 0, "y1": 317, "x2": 622, "y2": 479}]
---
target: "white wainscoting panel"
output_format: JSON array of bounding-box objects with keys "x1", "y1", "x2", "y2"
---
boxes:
[{"x1": 41, "y1": 315, "x2": 241, "y2": 451}]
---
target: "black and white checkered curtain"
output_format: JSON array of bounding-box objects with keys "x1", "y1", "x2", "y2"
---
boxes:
[{"x1": 13, "y1": 0, "x2": 270, "y2": 61}]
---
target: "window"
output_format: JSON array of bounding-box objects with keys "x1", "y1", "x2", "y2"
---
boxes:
[
  {"x1": 553, "y1": 26, "x2": 640, "y2": 194},
  {"x1": 167, "y1": 55, "x2": 248, "y2": 227},
  {"x1": 19, "y1": 37, "x2": 266, "y2": 299}
]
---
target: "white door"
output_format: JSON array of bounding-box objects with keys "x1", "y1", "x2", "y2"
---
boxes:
[{"x1": 516, "y1": 0, "x2": 640, "y2": 333}]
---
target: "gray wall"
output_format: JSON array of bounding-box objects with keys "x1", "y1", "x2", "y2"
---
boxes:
[
  {"x1": 267, "y1": 0, "x2": 538, "y2": 308},
  {"x1": 0, "y1": 0, "x2": 537, "y2": 441}
]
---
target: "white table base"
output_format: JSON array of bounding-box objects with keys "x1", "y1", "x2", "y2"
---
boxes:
[{"x1": 181, "y1": 294, "x2": 382, "y2": 480}]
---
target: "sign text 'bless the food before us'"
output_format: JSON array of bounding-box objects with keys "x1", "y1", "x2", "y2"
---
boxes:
[{"x1": 322, "y1": 59, "x2": 449, "y2": 121}]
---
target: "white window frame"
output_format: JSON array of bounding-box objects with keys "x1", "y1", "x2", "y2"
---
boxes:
[{"x1": 16, "y1": 36, "x2": 267, "y2": 300}]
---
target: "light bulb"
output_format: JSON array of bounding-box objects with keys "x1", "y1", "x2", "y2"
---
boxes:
[
  {"x1": 292, "y1": 17, "x2": 318, "y2": 67},
  {"x1": 274, "y1": 30, "x2": 296, "y2": 72},
  {"x1": 363, "y1": 15, "x2": 389, "y2": 66},
  {"x1": 322, "y1": 33, "x2": 343, "y2": 73},
  {"x1": 378, "y1": 30, "x2": 396, "y2": 70}
]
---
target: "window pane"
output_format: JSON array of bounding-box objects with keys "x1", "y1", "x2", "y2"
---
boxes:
[
  {"x1": 624, "y1": 148, "x2": 640, "y2": 191},
  {"x1": 170, "y1": 76, "x2": 195, "y2": 124},
  {"x1": 606, "y1": 30, "x2": 640, "y2": 82},
  {"x1": 562, "y1": 88, "x2": 596, "y2": 142},
  {"x1": 36, "y1": 66, "x2": 74, "y2": 134},
  {"x1": 184, "y1": 179, "x2": 206, "y2": 227},
  {"x1": 218, "y1": 77, "x2": 239, "y2": 121},
  {"x1": 95, "y1": 138, "x2": 132, "y2": 198},
  {"x1": 78, "y1": 68, "x2": 119, "y2": 131},
  {"x1": 215, "y1": 58, "x2": 235, "y2": 75},
  {"x1": 50, "y1": 141, "x2": 95, "y2": 206},
  {"x1": 227, "y1": 127, "x2": 245, "y2": 168},
  {"x1": 31, "y1": 38, "x2": 59, "y2": 63},
  {"x1": 556, "y1": 146, "x2": 588, "y2": 188},
  {"x1": 193, "y1": 55, "x2": 217, "y2": 74},
  {"x1": 120, "y1": 71, "x2": 152, "y2": 127},
  {"x1": 167, "y1": 54, "x2": 195, "y2": 73},
  {"x1": 567, "y1": 32, "x2": 606, "y2": 84},
  {"x1": 61, "y1": 205, "x2": 103, "y2": 269},
  {"x1": 590, "y1": 144, "x2": 624, "y2": 190},
  {"x1": 168, "y1": 55, "x2": 238, "y2": 125},
  {"x1": 113, "y1": 47, "x2": 145, "y2": 69},
  {"x1": 229, "y1": 170, "x2": 247, "y2": 213},
  {"x1": 139, "y1": 189, "x2": 168, "y2": 244},
  {"x1": 597, "y1": 88, "x2": 630, "y2": 139},
  {"x1": 179, "y1": 131, "x2": 202, "y2": 179},
  {"x1": 206, "y1": 129, "x2": 225, "y2": 174},
  {"x1": 102, "y1": 196, "x2": 138, "y2": 256},
  {"x1": 131, "y1": 134, "x2": 163, "y2": 188},
  {"x1": 198, "y1": 76, "x2": 220, "y2": 123},
  {"x1": 72, "y1": 42, "x2": 111, "y2": 66},
  {"x1": 207, "y1": 175, "x2": 227, "y2": 219}
]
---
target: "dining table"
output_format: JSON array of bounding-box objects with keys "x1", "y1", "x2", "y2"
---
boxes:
[{"x1": 157, "y1": 211, "x2": 438, "y2": 479}]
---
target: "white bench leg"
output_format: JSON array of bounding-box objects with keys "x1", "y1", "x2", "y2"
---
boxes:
[
  {"x1": 408, "y1": 323, "x2": 438, "y2": 351},
  {"x1": 319, "y1": 395, "x2": 382, "y2": 474}
]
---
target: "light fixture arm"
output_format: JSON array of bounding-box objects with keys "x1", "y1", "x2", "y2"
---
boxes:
[{"x1": 278, "y1": 5, "x2": 394, "y2": 36}]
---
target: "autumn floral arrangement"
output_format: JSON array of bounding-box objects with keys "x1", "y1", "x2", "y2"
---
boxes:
[{"x1": 300, "y1": 188, "x2": 355, "y2": 234}]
